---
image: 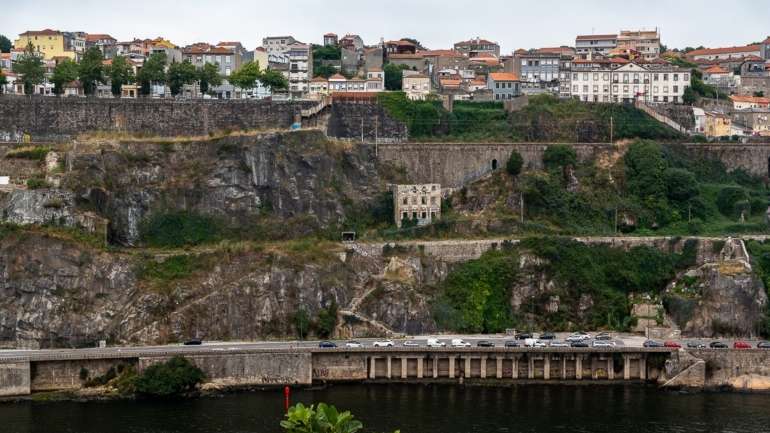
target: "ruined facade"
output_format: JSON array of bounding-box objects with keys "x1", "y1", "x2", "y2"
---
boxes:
[{"x1": 393, "y1": 184, "x2": 442, "y2": 228}]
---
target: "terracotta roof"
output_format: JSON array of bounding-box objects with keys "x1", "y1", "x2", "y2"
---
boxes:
[
  {"x1": 688, "y1": 45, "x2": 761, "y2": 57},
  {"x1": 389, "y1": 53, "x2": 423, "y2": 60},
  {"x1": 730, "y1": 95, "x2": 770, "y2": 105},
  {"x1": 573, "y1": 58, "x2": 611, "y2": 64},
  {"x1": 419, "y1": 49, "x2": 465, "y2": 58},
  {"x1": 183, "y1": 46, "x2": 233, "y2": 55},
  {"x1": 488, "y1": 72, "x2": 519, "y2": 81},
  {"x1": 535, "y1": 46, "x2": 574, "y2": 55},
  {"x1": 85, "y1": 34, "x2": 115, "y2": 42},
  {"x1": 217, "y1": 41, "x2": 242, "y2": 46},
  {"x1": 367, "y1": 67, "x2": 383, "y2": 72},
  {"x1": 329, "y1": 73, "x2": 347, "y2": 80},
  {"x1": 404, "y1": 74, "x2": 429, "y2": 79},
  {"x1": 576, "y1": 34, "x2": 617, "y2": 41},
  {"x1": 386, "y1": 40, "x2": 416, "y2": 46},
  {"x1": 704, "y1": 65, "x2": 729, "y2": 74},
  {"x1": 19, "y1": 29, "x2": 61, "y2": 36},
  {"x1": 609, "y1": 57, "x2": 630, "y2": 64},
  {"x1": 254, "y1": 47, "x2": 266, "y2": 52},
  {"x1": 455, "y1": 38, "x2": 497, "y2": 46},
  {"x1": 324, "y1": 33, "x2": 337, "y2": 37},
  {"x1": 514, "y1": 48, "x2": 528, "y2": 54},
  {"x1": 311, "y1": 76, "x2": 328, "y2": 82},
  {"x1": 470, "y1": 57, "x2": 500, "y2": 66},
  {"x1": 439, "y1": 78, "x2": 462, "y2": 87}
]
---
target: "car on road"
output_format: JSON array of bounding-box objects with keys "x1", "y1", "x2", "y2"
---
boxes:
[
  {"x1": 592, "y1": 340, "x2": 616, "y2": 348},
  {"x1": 319, "y1": 341, "x2": 337, "y2": 348},
  {"x1": 477, "y1": 340, "x2": 495, "y2": 347},
  {"x1": 515, "y1": 332, "x2": 533, "y2": 340},
  {"x1": 734, "y1": 341, "x2": 751, "y2": 349},
  {"x1": 686, "y1": 341, "x2": 706, "y2": 349},
  {"x1": 345, "y1": 341, "x2": 363, "y2": 348},
  {"x1": 373, "y1": 340, "x2": 394, "y2": 348},
  {"x1": 709, "y1": 341, "x2": 728, "y2": 349},
  {"x1": 549, "y1": 340, "x2": 569, "y2": 348},
  {"x1": 594, "y1": 332, "x2": 612, "y2": 341},
  {"x1": 570, "y1": 341, "x2": 589, "y2": 348},
  {"x1": 427, "y1": 338, "x2": 446, "y2": 347},
  {"x1": 539, "y1": 332, "x2": 556, "y2": 340},
  {"x1": 643, "y1": 340, "x2": 664, "y2": 348},
  {"x1": 566, "y1": 332, "x2": 591, "y2": 342},
  {"x1": 758, "y1": 341, "x2": 770, "y2": 349},
  {"x1": 183, "y1": 338, "x2": 202, "y2": 346},
  {"x1": 505, "y1": 340, "x2": 520, "y2": 348},
  {"x1": 451, "y1": 339, "x2": 472, "y2": 348},
  {"x1": 402, "y1": 340, "x2": 420, "y2": 347},
  {"x1": 664, "y1": 341, "x2": 682, "y2": 349}
]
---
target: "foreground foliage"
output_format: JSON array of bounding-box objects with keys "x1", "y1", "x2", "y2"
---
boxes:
[
  {"x1": 281, "y1": 403, "x2": 399, "y2": 433},
  {"x1": 133, "y1": 356, "x2": 205, "y2": 397}
]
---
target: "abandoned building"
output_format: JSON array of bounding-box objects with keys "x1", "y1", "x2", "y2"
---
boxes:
[{"x1": 393, "y1": 184, "x2": 442, "y2": 228}]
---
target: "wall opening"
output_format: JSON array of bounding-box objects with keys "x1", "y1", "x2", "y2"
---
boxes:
[
  {"x1": 767, "y1": 156, "x2": 770, "y2": 178},
  {"x1": 492, "y1": 159, "x2": 498, "y2": 170}
]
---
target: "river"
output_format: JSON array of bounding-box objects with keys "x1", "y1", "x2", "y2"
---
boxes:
[{"x1": 2, "y1": 384, "x2": 770, "y2": 433}]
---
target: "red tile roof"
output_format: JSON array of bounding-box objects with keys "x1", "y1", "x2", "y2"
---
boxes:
[
  {"x1": 419, "y1": 49, "x2": 465, "y2": 58},
  {"x1": 19, "y1": 29, "x2": 61, "y2": 36},
  {"x1": 688, "y1": 45, "x2": 761, "y2": 57},
  {"x1": 85, "y1": 34, "x2": 115, "y2": 42},
  {"x1": 576, "y1": 34, "x2": 617, "y2": 41},
  {"x1": 730, "y1": 95, "x2": 770, "y2": 105},
  {"x1": 455, "y1": 38, "x2": 497, "y2": 46},
  {"x1": 704, "y1": 65, "x2": 729, "y2": 74},
  {"x1": 489, "y1": 72, "x2": 519, "y2": 81}
]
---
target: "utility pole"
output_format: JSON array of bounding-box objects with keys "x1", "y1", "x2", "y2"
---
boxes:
[
  {"x1": 360, "y1": 117, "x2": 364, "y2": 143},
  {"x1": 614, "y1": 208, "x2": 618, "y2": 234},
  {"x1": 520, "y1": 192, "x2": 524, "y2": 223},
  {"x1": 375, "y1": 116, "x2": 379, "y2": 156},
  {"x1": 610, "y1": 115, "x2": 614, "y2": 144}
]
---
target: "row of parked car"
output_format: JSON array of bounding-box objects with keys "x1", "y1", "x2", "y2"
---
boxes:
[
  {"x1": 643, "y1": 340, "x2": 770, "y2": 349},
  {"x1": 318, "y1": 332, "x2": 619, "y2": 349}
]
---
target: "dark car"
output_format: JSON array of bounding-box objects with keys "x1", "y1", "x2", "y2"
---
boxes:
[
  {"x1": 757, "y1": 341, "x2": 770, "y2": 349},
  {"x1": 516, "y1": 333, "x2": 533, "y2": 340},
  {"x1": 319, "y1": 341, "x2": 337, "y2": 348},
  {"x1": 686, "y1": 341, "x2": 706, "y2": 349},
  {"x1": 539, "y1": 332, "x2": 556, "y2": 340},
  {"x1": 570, "y1": 341, "x2": 589, "y2": 348},
  {"x1": 643, "y1": 340, "x2": 664, "y2": 348},
  {"x1": 594, "y1": 333, "x2": 612, "y2": 341},
  {"x1": 709, "y1": 341, "x2": 728, "y2": 349},
  {"x1": 477, "y1": 340, "x2": 495, "y2": 347},
  {"x1": 183, "y1": 338, "x2": 202, "y2": 346},
  {"x1": 504, "y1": 340, "x2": 520, "y2": 348}
]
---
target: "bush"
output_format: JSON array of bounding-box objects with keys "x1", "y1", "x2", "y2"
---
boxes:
[
  {"x1": 543, "y1": 144, "x2": 577, "y2": 171},
  {"x1": 26, "y1": 177, "x2": 50, "y2": 190},
  {"x1": 133, "y1": 356, "x2": 205, "y2": 397},
  {"x1": 140, "y1": 211, "x2": 222, "y2": 248},
  {"x1": 716, "y1": 187, "x2": 749, "y2": 218},
  {"x1": 316, "y1": 301, "x2": 338, "y2": 338},
  {"x1": 664, "y1": 168, "x2": 698, "y2": 203},
  {"x1": 506, "y1": 151, "x2": 524, "y2": 176},
  {"x1": 139, "y1": 255, "x2": 199, "y2": 284},
  {"x1": 6, "y1": 146, "x2": 51, "y2": 161}
]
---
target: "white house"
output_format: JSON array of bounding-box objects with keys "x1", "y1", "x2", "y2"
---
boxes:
[{"x1": 570, "y1": 62, "x2": 691, "y2": 103}]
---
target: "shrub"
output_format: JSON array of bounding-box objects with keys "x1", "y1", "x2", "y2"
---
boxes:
[
  {"x1": 716, "y1": 187, "x2": 749, "y2": 218},
  {"x1": 139, "y1": 255, "x2": 198, "y2": 284},
  {"x1": 543, "y1": 144, "x2": 577, "y2": 171},
  {"x1": 26, "y1": 177, "x2": 50, "y2": 190},
  {"x1": 664, "y1": 168, "x2": 698, "y2": 203},
  {"x1": 506, "y1": 151, "x2": 524, "y2": 176},
  {"x1": 316, "y1": 301, "x2": 338, "y2": 338},
  {"x1": 140, "y1": 211, "x2": 222, "y2": 248},
  {"x1": 6, "y1": 146, "x2": 51, "y2": 161},
  {"x1": 133, "y1": 356, "x2": 205, "y2": 397}
]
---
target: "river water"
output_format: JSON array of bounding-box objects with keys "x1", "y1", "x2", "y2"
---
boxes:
[{"x1": 2, "y1": 384, "x2": 770, "y2": 433}]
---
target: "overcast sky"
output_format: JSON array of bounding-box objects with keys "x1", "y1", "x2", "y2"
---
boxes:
[{"x1": 2, "y1": 0, "x2": 769, "y2": 53}]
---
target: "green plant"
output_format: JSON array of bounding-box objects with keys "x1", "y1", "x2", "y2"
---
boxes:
[
  {"x1": 6, "y1": 146, "x2": 51, "y2": 160},
  {"x1": 140, "y1": 211, "x2": 222, "y2": 248},
  {"x1": 293, "y1": 307, "x2": 311, "y2": 340},
  {"x1": 543, "y1": 144, "x2": 577, "y2": 171},
  {"x1": 133, "y1": 356, "x2": 204, "y2": 397},
  {"x1": 506, "y1": 151, "x2": 524, "y2": 176},
  {"x1": 26, "y1": 177, "x2": 50, "y2": 190},
  {"x1": 316, "y1": 301, "x2": 338, "y2": 338},
  {"x1": 716, "y1": 187, "x2": 749, "y2": 218}
]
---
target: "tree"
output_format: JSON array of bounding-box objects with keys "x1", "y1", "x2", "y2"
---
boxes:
[
  {"x1": 754, "y1": 91, "x2": 765, "y2": 98},
  {"x1": 401, "y1": 37, "x2": 427, "y2": 51},
  {"x1": 260, "y1": 68, "x2": 288, "y2": 91},
  {"x1": 664, "y1": 168, "x2": 698, "y2": 203},
  {"x1": 280, "y1": 403, "x2": 400, "y2": 433},
  {"x1": 316, "y1": 301, "x2": 337, "y2": 338},
  {"x1": 78, "y1": 47, "x2": 105, "y2": 95},
  {"x1": 137, "y1": 52, "x2": 167, "y2": 96},
  {"x1": 106, "y1": 55, "x2": 134, "y2": 97},
  {"x1": 0, "y1": 70, "x2": 7, "y2": 95},
  {"x1": 0, "y1": 35, "x2": 11, "y2": 53},
  {"x1": 293, "y1": 308, "x2": 310, "y2": 340},
  {"x1": 624, "y1": 141, "x2": 666, "y2": 201},
  {"x1": 51, "y1": 59, "x2": 79, "y2": 95},
  {"x1": 384, "y1": 63, "x2": 410, "y2": 90},
  {"x1": 543, "y1": 144, "x2": 577, "y2": 171},
  {"x1": 506, "y1": 151, "x2": 524, "y2": 177},
  {"x1": 228, "y1": 61, "x2": 261, "y2": 90},
  {"x1": 682, "y1": 86, "x2": 697, "y2": 105},
  {"x1": 197, "y1": 62, "x2": 221, "y2": 94},
  {"x1": 133, "y1": 356, "x2": 205, "y2": 397},
  {"x1": 12, "y1": 42, "x2": 45, "y2": 94},
  {"x1": 167, "y1": 60, "x2": 198, "y2": 96}
]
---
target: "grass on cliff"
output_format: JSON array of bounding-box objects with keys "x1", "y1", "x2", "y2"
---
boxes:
[
  {"x1": 5, "y1": 145, "x2": 52, "y2": 161},
  {"x1": 744, "y1": 240, "x2": 770, "y2": 338},
  {"x1": 434, "y1": 237, "x2": 697, "y2": 334},
  {"x1": 378, "y1": 92, "x2": 682, "y2": 142}
]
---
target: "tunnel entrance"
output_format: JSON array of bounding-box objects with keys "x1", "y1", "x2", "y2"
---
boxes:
[{"x1": 492, "y1": 159, "x2": 498, "y2": 171}]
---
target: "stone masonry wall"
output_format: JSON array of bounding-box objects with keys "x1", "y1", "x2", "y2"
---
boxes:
[
  {"x1": 0, "y1": 96, "x2": 314, "y2": 140},
  {"x1": 327, "y1": 102, "x2": 407, "y2": 142}
]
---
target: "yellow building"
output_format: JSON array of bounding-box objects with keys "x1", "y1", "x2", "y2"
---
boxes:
[
  {"x1": 14, "y1": 29, "x2": 75, "y2": 60},
  {"x1": 704, "y1": 112, "x2": 732, "y2": 137}
]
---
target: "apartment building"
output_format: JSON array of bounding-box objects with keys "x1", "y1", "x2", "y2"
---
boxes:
[
  {"x1": 575, "y1": 34, "x2": 617, "y2": 58},
  {"x1": 617, "y1": 29, "x2": 661, "y2": 60},
  {"x1": 687, "y1": 45, "x2": 762, "y2": 61},
  {"x1": 454, "y1": 38, "x2": 500, "y2": 58},
  {"x1": 487, "y1": 72, "x2": 521, "y2": 100},
  {"x1": 262, "y1": 36, "x2": 297, "y2": 55},
  {"x1": 285, "y1": 43, "x2": 313, "y2": 96},
  {"x1": 14, "y1": 29, "x2": 76, "y2": 60},
  {"x1": 570, "y1": 60, "x2": 691, "y2": 103},
  {"x1": 182, "y1": 43, "x2": 242, "y2": 77},
  {"x1": 513, "y1": 50, "x2": 561, "y2": 94}
]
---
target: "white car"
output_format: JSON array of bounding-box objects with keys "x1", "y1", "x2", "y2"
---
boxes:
[
  {"x1": 566, "y1": 333, "x2": 592, "y2": 342},
  {"x1": 345, "y1": 341, "x2": 363, "y2": 348},
  {"x1": 427, "y1": 338, "x2": 446, "y2": 347},
  {"x1": 549, "y1": 340, "x2": 569, "y2": 348},
  {"x1": 372, "y1": 340, "x2": 394, "y2": 348},
  {"x1": 592, "y1": 340, "x2": 616, "y2": 347},
  {"x1": 451, "y1": 339, "x2": 471, "y2": 347},
  {"x1": 402, "y1": 340, "x2": 420, "y2": 347},
  {"x1": 524, "y1": 338, "x2": 546, "y2": 347}
]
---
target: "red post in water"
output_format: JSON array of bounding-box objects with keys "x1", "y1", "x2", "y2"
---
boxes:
[{"x1": 284, "y1": 386, "x2": 291, "y2": 412}]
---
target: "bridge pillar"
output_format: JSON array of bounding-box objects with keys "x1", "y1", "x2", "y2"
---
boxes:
[
  {"x1": 417, "y1": 357, "x2": 424, "y2": 379},
  {"x1": 512, "y1": 357, "x2": 519, "y2": 379},
  {"x1": 433, "y1": 357, "x2": 438, "y2": 378},
  {"x1": 528, "y1": 356, "x2": 534, "y2": 379},
  {"x1": 496, "y1": 357, "x2": 503, "y2": 379},
  {"x1": 401, "y1": 357, "x2": 407, "y2": 379},
  {"x1": 607, "y1": 358, "x2": 614, "y2": 380},
  {"x1": 544, "y1": 356, "x2": 550, "y2": 380},
  {"x1": 480, "y1": 356, "x2": 487, "y2": 379},
  {"x1": 623, "y1": 355, "x2": 630, "y2": 380},
  {"x1": 591, "y1": 357, "x2": 599, "y2": 380},
  {"x1": 369, "y1": 357, "x2": 377, "y2": 379},
  {"x1": 465, "y1": 357, "x2": 471, "y2": 378},
  {"x1": 448, "y1": 357, "x2": 455, "y2": 378},
  {"x1": 386, "y1": 356, "x2": 392, "y2": 379},
  {"x1": 639, "y1": 356, "x2": 647, "y2": 380},
  {"x1": 561, "y1": 357, "x2": 567, "y2": 379},
  {"x1": 575, "y1": 356, "x2": 583, "y2": 380}
]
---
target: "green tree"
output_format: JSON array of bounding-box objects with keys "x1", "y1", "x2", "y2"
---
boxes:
[
  {"x1": 682, "y1": 86, "x2": 697, "y2": 105},
  {"x1": 137, "y1": 52, "x2": 167, "y2": 96},
  {"x1": 293, "y1": 308, "x2": 311, "y2": 340},
  {"x1": 51, "y1": 59, "x2": 79, "y2": 95},
  {"x1": 624, "y1": 141, "x2": 666, "y2": 201},
  {"x1": 228, "y1": 60, "x2": 261, "y2": 90},
  {"x1": 506, "y1": 151, "x2": 524, "y2": 177},
  {"x1": 197, "y1": 62, "x2": 222, "y2": 94},
  {"x1": 133, "y1": 356, "x2": 205, "y2": 397},
  {"x1": 167, "y1": 60, "x2": 198, "y2": 96},
  {"x1": 107, "y1": 55, "x2": 135, "y2": 97},
  {"x1": 0, "y1": 70, "x2": 7, "y2": 95},
  {"x1": 12, "y1": 42, "x2": 45, "y2": 94},
  {"x1": 0, "y1": 35, "x2": 11, "y2": 53},
  {"x1": 260, "y1": 68, "x2": 288, "y2": 91},
  {"x1": 78, "y1": 46, "x2": 105, "y2": 95},
  {"x1": 754, "y1": 91, "x2": 765, "y2": 98},
  {"x1": 316, "y1": 301, "x2": 338, "y2": 338},
  {"x1": 384, "y1": 63, "x2": 410, "y2": 90},
  {"x1": 664, "y1": 168, "x2": 698, "y2": 203},
  {"x1": 314, "y1": 64, "x2": 337, "y2": 79},
  {"x1": 543, "y1": 144, "x2": 577, "y2": 171}
]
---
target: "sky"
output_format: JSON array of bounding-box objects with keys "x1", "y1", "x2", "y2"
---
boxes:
[{"x1": 2, "y1": 0, "x2": 769, "y2": 53}]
